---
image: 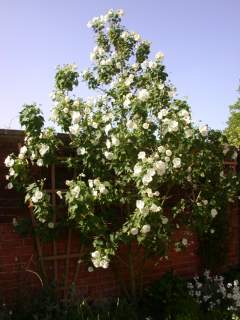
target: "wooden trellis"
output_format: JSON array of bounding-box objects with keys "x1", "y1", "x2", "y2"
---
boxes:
[
  {"x1": 30, "y1": 162, "x2": 84, "y2": 300},
  {"x1": 29, "y1": 157, "x2": 238, "y2": 299}
]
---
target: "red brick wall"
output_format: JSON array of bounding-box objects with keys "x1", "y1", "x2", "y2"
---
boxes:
[{"x1": 0, "y1": 130, "x2": 239, "y2": 304}]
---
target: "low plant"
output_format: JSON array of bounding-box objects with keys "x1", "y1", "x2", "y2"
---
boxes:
[
  {"x1": 188, "y1": 270, "x2": 240, "y2": 319},
  {"x1": 142, "y1": 271, "x2": 201, "y2": 319}
]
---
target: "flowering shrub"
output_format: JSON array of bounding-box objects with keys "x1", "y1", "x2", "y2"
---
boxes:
[
  {"x1": 4, "y1": 8, "x2": 240, "y2": 297},
  {"x1": 188, "y1": 270, "x2": 240, "y2": 314}
]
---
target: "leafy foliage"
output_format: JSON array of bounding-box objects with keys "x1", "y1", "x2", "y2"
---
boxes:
[
  {"x1": 225, "y1": 88, "x2": 240, "y2": 147},
  {"x1": 4, "y1": 8, "x2": 240, "y2": 299}
]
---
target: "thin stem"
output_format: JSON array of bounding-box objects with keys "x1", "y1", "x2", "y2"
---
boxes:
[{"x1": 128, "y1": 242, "x2": 137, "y2": 304}]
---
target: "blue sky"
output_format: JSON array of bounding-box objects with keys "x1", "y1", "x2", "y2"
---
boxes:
[{"x1": 0, "y1": 0, "x2": 239, "y2": 130}]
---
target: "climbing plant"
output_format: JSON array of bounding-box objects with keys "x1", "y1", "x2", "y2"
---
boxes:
[{"x1": 5, "y1": 9, "x2": 240, "y2": 300}]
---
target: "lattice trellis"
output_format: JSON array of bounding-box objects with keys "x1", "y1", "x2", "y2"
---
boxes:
[
  {"x1": 28, "y1": 158, "x2": 238, "y2": 300},
  {"x1": 30, "y1": 162, "x2": 84, "y2": 300}
]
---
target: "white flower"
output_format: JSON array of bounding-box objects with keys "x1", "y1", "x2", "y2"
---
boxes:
[
  {"x1": 137, "y1": 89, "x2": 149, "y2": 101},
  {"x1": 146, "y1": 157, "x2": 154, "y2": 164},
  {"x1": 141, "y1": 224, "x2": 151, "y2": 234},
  {"x1": 132, "y1": 63, "x2": 139, "y2": 70},
  {"x1": 185, "y1": 129, "x2": 193, "y2": 138},
  {"x1": 125, "y1": 74, "x2": 134, "y2": 86},
  {"x1": 183, "y1": 115, "x2": 191, "y2": 124},
  {"x1": 91, "y1": 121, "x2": 98, "y2": 129},
  {"x1": 166, "y1": 149, "x2": 172, "y2": 157},
  {"x1": 104, "y1": 151, "x2": 113, "y2": 160},
  {"x1": 130, "y1": 227, "x2": 138, "y2": 235},
  {"x1": 92, "y1": 190, "x2": 98, "y2": 197},
  {"x1": 162, "y1": 216, "x2": 168, "y2": 224},
  {"x1": 126, "y1": 119, "x2": 137, "y2": 129},
  {"x1": 121, "y1": 31, "x2": 129, "y2": 39},
  {"x1": 158, "y1": 109, "x2": 168, "y2": 120},
  {"x1": 12, "y1": 217, "x2": 18, "y2": 227},
  {"x1": 99, "y1": 183, "x2": 107, "y2": 194},
  {"x1": 88, "y1": 266, "x2": 94, "y2": 272},
  {"x1": 72, "y1": 185, "x2": 80, "y2": 198},
  {"x1": 36, "y1": 159, "x2": 43, "y2": 167},
  {"x1": 88, "y1": 180, "x2": 94, "y2": 188},
  {"x1": 9, "y1": 168, "x2": 15, "y2": 176},
  {"x1": 39, "y1": 144, "x2": 49, "y2": 157},
  {"x1": 32, "y1": 190, "x2": 43, "y2": 203},
  {"x1": 202, "y1": 200, "x2": 208, "y2": 205},
  {"x1": 149, "y1": 61, "x2": 157, "y2": 69},
  {"x1": 145, "y1": 188, "x2": 153, "y2": 197},
  {"x1": 100, "y1": 260, "x2": 109, "y2": 269},
  {"x1": 132, "y1": 32, "x2": 141, "y2": 41},
  {"x1": 142, "y1": 174, "x2": 152, "y2": 185},
  {"x1": 91, "y1": 251, "x2": 100, "y2": 259},
  {"x1": 150, "y1": 203, "x2": 161, "y2": 212},
  {"x1": 147, "y1": 168, "x2": 156, "y2": 177},
  {"x1": 133, "y1": 164, "x2": 142, "y2": 176},
  {"x1": 232, "y1": 151, "x2": 238, "y2": 160},
  {"x1": 178, "y1": 109, "x2": 189, "y2": 118},
  {"x1": 69, "y1": 123, "x2": 80, "y2": 135},
  {"x1": 158, "y1": 146, "x2": 165, "y2": 153},
  {"x1": 138, "y1": 151, "x2": 146, "y2": 160},
  {"x1": 77, "y1": 147, "x2": 86, "y2": 155},
  {"x1": 123, "y1": 97, "x2": 131, "y2": 108},
  {"x1": 223, "y1": 144, "x2": 229, "y2": 155},
  {"x1": 7, "y1": 182, "x2": 13, "y2": 189},
  {"x1": 106, "y1": 139, "x2": 111, "y2": 149},
  {"x1": 158, "y1": 83, "x2": 164, "y2": 90},
  {"x1": 155, "y1": 51, "x2": 164, "y2": 61},
  {"x1": 211, "y1": 208, "x2": 218, "y2": 218},
  {"x1": 73, "y1": 99, "x2": 80, "y2": 107},
  {"x1": 5, "y1": 156, "x2": 14, "y2": 167},
  {"x1": 168, "y1": 120, "x2": 179, "y2": 132},
  {"x1": 199, "y1": 125, "x2": 208, "y2": 137},
  {"x1": 56, "y1": 191, "x2": 63, "y2": 199},
  {"x1": 20, "y1": 146, "x2": 27, "y2": 155},
  {"x1": 168, "y1": 88, "x2": 176, "y2": 98},
  {"x1": 111, "y1": 135, "x2": 120, "y2": 146},
  {"x1": 64, "y1": 96, "x2": 70, "y2": 103},
  {"x1": 136, "y1": 200, "x2": 145, "y2": 210},
  {"x1": 141, "y1": 60, "x2": 149, "y2": 70},
  {"x1": 48, "y1": 222, "x2": 55, "y2": 229},
  {"x1": 154, "y1": 160, "x2": 166, "y2": 175},
  {"x1": 105, "y1": 124, "x2": 112, "y2": 135},
  {"x1": 182, "y1": 238, "x2": 188, "y2": 246},
  {"x1": 143, "y1": 122, "x2": 149, "y2": 129},
  {"x1": 72, "y1": 111, "x2": 81, "y2": 124},
  {"x1": 173, "y1": 158, "x2": 181, "y2": 168}
]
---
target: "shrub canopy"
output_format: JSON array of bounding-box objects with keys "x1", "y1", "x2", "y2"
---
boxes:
[{"x1": 5, "y1": 9, "x2": 239, "y2": 271}]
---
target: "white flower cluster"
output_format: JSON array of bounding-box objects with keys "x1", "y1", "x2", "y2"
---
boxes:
[
  {"x1": 4, "y1": 154, "x2": 21, "y2": 188},
  {"x1": 91, "y1": 250, "x2": 110, "y2": 269},
  {"x1": 134, "y1": 148, "x2": 182, "y2": 188},
  {"x1": 4, "y1": 155, "x2": 15, "y2": 168},
  {"x1": 32, "y1": 189, "x2": 44, "y2": 204},
  {"x1": 188, "y1": 270, "x2": 240, "y2": 312},
  {"x1": 87, "y1": 9, "x2": 124, "y2": 29},
  {"x1": 18, "y1": 145, "x2": 28, "y2": 159},
  {"x1": 88, "y1": 179, "x2": 110, "y2": 197},
  {"x1": 130, "y1": 224, "x2": 151, "y2": 236},
  {"x1": 39, "y1": 144, "x2": 50, "y2": 157}
]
